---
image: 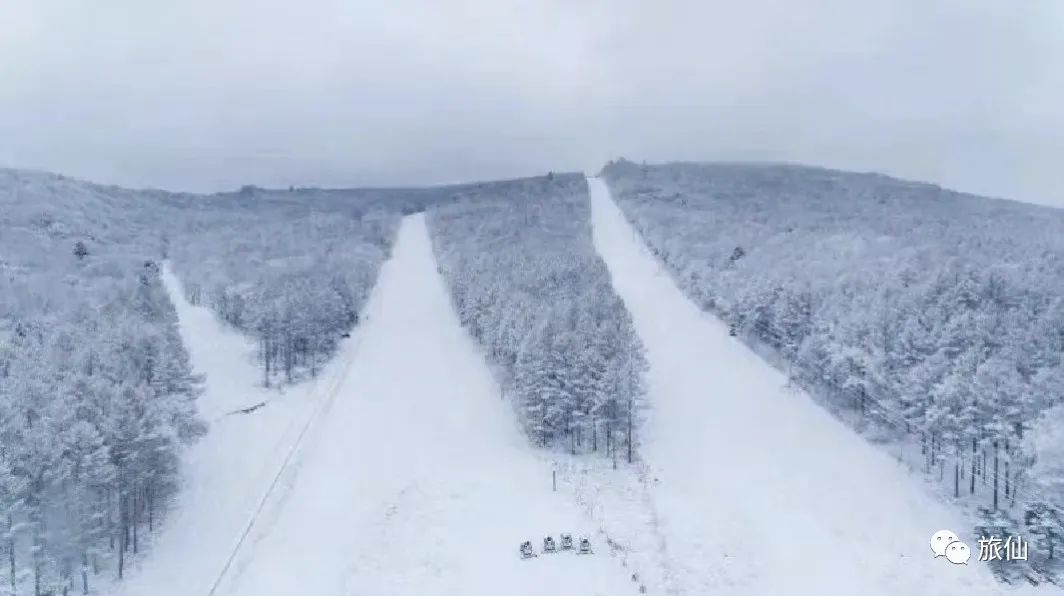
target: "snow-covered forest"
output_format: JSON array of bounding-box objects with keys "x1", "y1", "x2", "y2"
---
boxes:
[
  {"x1": 601, "y1": 159, "x2": 1064, "y2": 580},
  {"x1": 426, "y1": 174, "x2": 647, "y2": 461},
  {"x1": 167, "y1": 190, "x2": 397, "y2": 386},
  {"x1": 6, "y1": 160, "x2": 1062, "y2": 592},
  {"x1": 0, "y1": 174, "x2": 459, "y2": 594},
  {"x1": 0, "y1": 170, "x2": 203, "y2": 594}
]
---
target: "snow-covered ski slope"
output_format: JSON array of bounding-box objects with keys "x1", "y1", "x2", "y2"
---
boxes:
[
  {"x1": 125, "y1": 215, "x2": 638, "y2": 596},
  {"x1": 113, "y1": 181, "x2": 1057, "y2": 596},
  {"x1": 587, "y1": 176, "x2": 1046, "y2": 595},
  {"x1": 109, "y1": 266, "x2": 324, "y2": 596}
]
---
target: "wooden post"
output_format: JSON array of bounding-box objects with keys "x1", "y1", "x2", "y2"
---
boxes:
[{"x1": 552, "y1": 470, "x2": 556, "y2": 492}]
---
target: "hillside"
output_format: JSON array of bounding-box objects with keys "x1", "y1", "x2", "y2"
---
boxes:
[
  {"x1": 601, "y1": 159, "x2": 1064, "y2": 581},
  {"x1": 582, "y1": 175, "x2": 1015, "y2": 595},
  {"x1": 0, "y1": 170, "x2": 460, "y2": 593},
  {"x1": 0, "y1": 169, "x2": 202, "y2": 594},
  {"x1": 3, "y1": 163, "x2": 1063, "y2": 593}
]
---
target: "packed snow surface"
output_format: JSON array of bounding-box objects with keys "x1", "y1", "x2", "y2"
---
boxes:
[
  {"x1": 586, "y1": 175, "x2": 1040, "y2": 595},
  {"x1": 117, "y1": 214, "x2": 637, "y2": 595},
  {"x1": 108, "y1": 265, "x2": 322, "y2": 596}
]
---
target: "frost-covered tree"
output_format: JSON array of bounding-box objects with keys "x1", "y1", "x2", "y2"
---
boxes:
[
  {"x1": 427, "y1": 174, "x2": 647, "y2": 460},
  {"x1": 0, "y1": 169, "x2": 204, "y2": 593},
  {"x1": 168, "y1": 201, "x2": 399, "y2": 386},
  {"x1": 165, "y1": 184, "x2": 458, "y2": 387}
]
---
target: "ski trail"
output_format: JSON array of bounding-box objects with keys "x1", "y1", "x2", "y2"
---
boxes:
[
  {"x1": 207, "y1": 298, "x2": 375, "y2": 596},
  {"x1": 219, "y1": 214, "x2": 639, "y2": 596},
  {"x1": 587, "y1": 175, "x2": 1016, "y2": 596},
  {"x1": 108, "y1": 267, "x2": 354, "y2": 596},
  {"x1": 634, "y1": 463, "x2": 681, "y2": 596}
]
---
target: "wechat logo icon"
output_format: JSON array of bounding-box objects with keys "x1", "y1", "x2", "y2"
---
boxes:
[{"x1": 931, "y1": 529, "x2": 971, "y2": 565}]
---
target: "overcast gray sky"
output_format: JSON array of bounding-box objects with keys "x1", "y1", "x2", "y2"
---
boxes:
[{"x1": 2, "y1": 0, "x2": 1062, "y2": 206}]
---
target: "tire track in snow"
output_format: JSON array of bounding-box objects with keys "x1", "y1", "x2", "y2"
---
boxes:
[
  {"x1": 634, "y1": 463, "x2": 682, "y2": 596},
  {"x1": 207, "y1": 253, "x2": 390, "y2": 595},
  {"x1": 554, "y1": 459, "x2": 677, "y2": 595}
]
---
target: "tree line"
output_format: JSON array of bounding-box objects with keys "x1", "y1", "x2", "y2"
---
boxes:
[
  {"x1": 1, "y1": 170, "x2": 203, "y2": 595},
  {"x1": 166, "y1": 194, "x2": 402, "y2": 387},
  {"x1": 426, "y1": 174, "x2": 648, "y2": 464}
]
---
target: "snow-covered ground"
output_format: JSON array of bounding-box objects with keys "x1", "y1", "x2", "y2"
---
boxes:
[
  {"x1": 108, "y1": 185, "x2": 1059, "y2": 596},
  {"x1": 107, "y1": 267, "x2": 333, "y2": 595},
  {"x1": 585, "y1": 175, "x2": 1049, "y2": 595},
  {"x1": 117, "y1": 215, "x2": 639, "y2": 596}
]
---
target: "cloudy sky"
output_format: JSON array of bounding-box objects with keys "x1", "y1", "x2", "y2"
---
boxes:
[{"x1": 1, "y1": 0, "x2": 1062, "y2": 206}]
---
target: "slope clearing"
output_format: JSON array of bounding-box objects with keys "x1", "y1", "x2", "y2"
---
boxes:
[
  {"x1": 120, "y1": 214, "x2": 638, "y2": 596},
  {"x1": 587, "y1": 175, "x2": 1035, "y2": 595}
]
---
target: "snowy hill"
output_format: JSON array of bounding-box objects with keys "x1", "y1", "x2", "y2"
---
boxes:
[
  {"x1": 601, "y1": 159, "x2": 1064, "y2": 583},
  {"x1": 582, "y1": 175, "x2": 1035, "y2": 595},
  {"x1": 4, "y1": 164, "x2": 1062, "y2": 594},
  {"x1": 0, "y1": 169, "x2": 460, "y2": 593},
  {"x1": 113, "y1": 176, "x2": 1058, "y2": 595},
  {"x1": 113, "y1": 215, "x2": 642, "y2": 596}
]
